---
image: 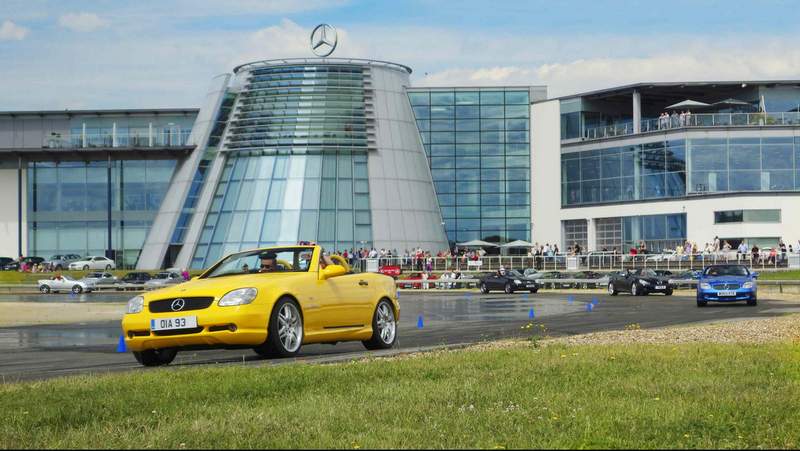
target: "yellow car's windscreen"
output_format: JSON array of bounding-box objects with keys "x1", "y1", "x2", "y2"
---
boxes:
[{"x1": 203, "y1": 247, "x2": 315, "y2": 278}]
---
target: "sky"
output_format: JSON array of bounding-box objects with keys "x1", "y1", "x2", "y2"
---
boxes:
[{"x1": 1, "y1": 0, "x2": 800, "y2": 110}]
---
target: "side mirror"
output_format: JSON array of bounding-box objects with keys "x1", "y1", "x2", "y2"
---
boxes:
[
  {"x1": 321, "y1": 264, "x2": 347, "y2": 280},
  {"x1": 752, "y1": 272, "x2": 759, "y2": 279}
]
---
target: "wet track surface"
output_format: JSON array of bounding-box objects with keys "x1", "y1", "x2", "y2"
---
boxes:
[{"x1": 0, "y1": 291, "x2": 796, "y2": 382}]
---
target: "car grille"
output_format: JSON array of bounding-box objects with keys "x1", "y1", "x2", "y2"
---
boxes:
[
  {"x1": 149, "y1": 297, "x2": 214, "y2": 313},
  {"x1": 712, "y1": 283, "x2": 740, "y2": 290},
  {"x1": 152, "y1": 327, "x2": 204, "y2": 336}
]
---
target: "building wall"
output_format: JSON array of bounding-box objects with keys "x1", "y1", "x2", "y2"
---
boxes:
[
  {"x1": 558, "y1": 194, "x2": 800, "y2": 251},
  {"x1": 531, "y1": 99, "x2": 562, "y2": 246},
  {"x1": 0, "y1": 168, "x2": 25, "y2": 258},
  {"x1": 369, "y1": 66, "x2": 449, "y2": 252}
]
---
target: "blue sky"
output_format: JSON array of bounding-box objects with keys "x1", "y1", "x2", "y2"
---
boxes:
[{"x1": 1, "y1": 0, "x2": 799, "y2": 109}]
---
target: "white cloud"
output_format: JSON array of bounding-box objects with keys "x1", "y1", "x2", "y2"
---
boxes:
[
  {"x1": 58, "y1": 13, "x2": 109, "y2": 32},
  {"x1": 0, "y1": 20, "x2": 29, "y2": 40}
]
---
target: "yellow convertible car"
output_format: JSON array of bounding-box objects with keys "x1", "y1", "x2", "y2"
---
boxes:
[{"x1": 121, "y1": 245, "x2": 399, "y2": 366}]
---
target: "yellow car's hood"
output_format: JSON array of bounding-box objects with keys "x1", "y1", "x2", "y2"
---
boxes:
[{"x1": 144, "y1": 272, "x2": 309, "y2": 300}]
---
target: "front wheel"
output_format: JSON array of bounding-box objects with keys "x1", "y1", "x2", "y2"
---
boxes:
[
  {"x1": 697, "y1": 300, "x2": 707, "y2": 307},
  {"x1": 71, "y1": 285, "x2": 83, "y2": 294},
  {"x1": 631, "y1": 283, "x2": 639, "y2": 296},
  {"x1": 529, "y1": 288, "x2": 538, "y2": 294},
  {"x1": 133, "y1": 348, "x2": 178, "y2": 367},
  {"x1": 83, "y1": 265, "x2": 89, "y2": 271},
  {"x1": 39, "y1": 285, "x2": 51, "y2": 294},
  {"x1": 105, "y1": 265, "x2": 112, "y2": 270},
  {"x1": 664, "y1": 289, "x2": 673, "y2": 296},
  {"x1": 504, "y1": 283, "x2": 514, "y2": 294},
  {"x1": 254, "y1": 298, "x2": 303, "y2": 358},
  {"x1": 747, "y1": 297, "x2": 757, "y2": 306},
  {"x1": 608, "y1": 282, "x2": 618, "y2": 296},
  {"x1": 363, "y1": 299, "x2": 397, "y2": 350},
  {"x1": 480, "y1": 283, "x2": 489, "y2": 294}
]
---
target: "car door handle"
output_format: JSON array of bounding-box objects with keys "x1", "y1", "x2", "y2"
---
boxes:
[{"x1": 359, "y1": 280, "x2": 369, "y2": 286}]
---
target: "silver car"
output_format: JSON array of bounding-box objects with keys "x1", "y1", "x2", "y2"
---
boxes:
[
  {"x1": 143, "y1": 271, "x2": 184, "y2": 289},
  {"x1": 68, "y1": 256, "x2": 116, "y2": 271},
  {"x1": 45, "y1": 254, "x2": 82, "y2": 271},
  {"x1": 38, "y1": 275, "x2": 95, "y2": 294},
  {"x1": 81, "y1": 272, "x2": 119, "y2": 286}
]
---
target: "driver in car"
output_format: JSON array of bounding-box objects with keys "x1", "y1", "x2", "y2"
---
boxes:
[{"x1": 258, "y1": 252, "x2": 278, "y2": 273}]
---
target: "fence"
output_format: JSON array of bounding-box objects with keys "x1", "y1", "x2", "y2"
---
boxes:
[{"x1": 355, "y1": 251, "x2": 797, "y2": 274}]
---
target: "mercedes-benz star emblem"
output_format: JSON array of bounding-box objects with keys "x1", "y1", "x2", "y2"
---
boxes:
[
  {"x1": 171, "y1": 298, "x2": 186, "y2": 312},
  {"x1": 310, "y1": 23, "x2": 337, "y2": 57}
]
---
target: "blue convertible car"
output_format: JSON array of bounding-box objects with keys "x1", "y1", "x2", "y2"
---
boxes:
[{"x1": 697, "y1": 264, "x2": 758, "y2": 307}]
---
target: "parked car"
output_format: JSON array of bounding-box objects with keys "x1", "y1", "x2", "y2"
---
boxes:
[
  {"x1": 526, "y1": 270, "x2": 566, "y2": 289},
  {"x1": 479, "y1": 269, "x2": 539, "y2": 294},
  {"x1": 143, "y1": 271, "x2": 184, "y2": 289},
  {"x1": 38, "y1": 275, "x2": 95, "y2": 294},
  {"x1": 81, "y1": 272, "x2": 119, "y2": 286},
  {"x1": 378, "y1": 265, "x2": 402, "y2": 278},
  {"x1": 697, "y1": 264, "x2": 758, "y2": 307},
  {"x1": 119, "y1": 272, "x2": 152, "y2": 285},
  {"x1": 0, "y1": 257, "x2": 14, "y2": 269},
  {"x1": 68, "y1": 256, "x2": 116, "y2": 271},
  {"x1": 608, "y1": 268, "x2": 673, "y2": 296},
  {"x1": 4, "y1": 256, "x2": 45, "y2": 271},
  {"x1": 672, "y1": 269, "x2": 702, "y2": 288},
  {"x1": 45, "y1": 254, "x2": 82, "y2": 271},
  {"x1": 571, "y1": 271, "x2": 605, "y2": 289},
  {"x1": 397, "y1": 272, "x2": 439, "y2": 289}
]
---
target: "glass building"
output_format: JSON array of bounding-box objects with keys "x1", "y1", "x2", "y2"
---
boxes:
[
  {"x1": 532, "y1": 80, "x2": 800, "y2": 254},
  {"x1": 407, "y1": 87, "x2": 546, "y2": 245}
]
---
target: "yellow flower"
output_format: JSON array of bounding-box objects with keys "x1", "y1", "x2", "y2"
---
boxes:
[{"x1": 654, "y1": 397, "x2": 660, "y2": 401}]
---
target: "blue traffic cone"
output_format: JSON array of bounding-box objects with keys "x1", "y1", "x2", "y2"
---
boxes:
[
  {"x1": 586, "y1": 302, "x2": 594, "y2": 312},
  {"x1": 567, "y1": 295, "x2": 574, "y2": 305},
  {"x1": 591, "y1": 297, "x2": 598, "y2": 305},
  {"x1": 528, "y1": 308, "x2": 535, "y2": 319},
  {"x1": 417, "y1": 315, "x2": 424, "y2": 329},
  {"x1": 116, "y1": 335, "x2": 127, "y2": 353}
]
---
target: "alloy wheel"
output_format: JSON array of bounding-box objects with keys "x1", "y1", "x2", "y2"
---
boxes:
[
  {"x1": 376, "y1": 302, "x2": 396, "y2": 344},
  {"x1": 277, "y1": 303, "x2": 302, "y2": 353}
]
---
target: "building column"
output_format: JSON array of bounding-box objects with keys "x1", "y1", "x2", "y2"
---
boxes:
[
  {"x1": 106, "y1": 154, "x2": 113, "y2": 260},
  {"x1": 81, "y1": 123, "x2": 87, "y2": 148},
  {"x1": 632, "y1": 90, "x2": 641, "y2": 134},
  {"x1": 112, "y1": 122, "x2": 117, "y2": 147},
  {"x1": 17, "y1": 156, "x2": 23, "y2": 257},
  {"x1": 148, "y1": 123, "x2": 153, "y2": 147},
  {"x1": 587, "y1": 218, "x2": 597, "y2": 252}
]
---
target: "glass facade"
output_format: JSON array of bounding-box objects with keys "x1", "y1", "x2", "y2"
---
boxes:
[
  {"x1": 191, "y1": 63, "x2": 374, "y2": 268},
  {"x1": 408, "y1": 88, "x2": 531, "y2": 244},
  {"x1": 562, "y1": 136, "x2": 800, "y2": 206},
  {"x1": 27, "y1": 159, "x2": 177, "y2": 267},
  {"x1": 591, "y1": 213, "x2": 687, "y2": 253}
]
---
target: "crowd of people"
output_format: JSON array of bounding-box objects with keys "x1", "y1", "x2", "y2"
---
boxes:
[{"x1": 657, "y1": 110, "x2": 695, "y2": 129}]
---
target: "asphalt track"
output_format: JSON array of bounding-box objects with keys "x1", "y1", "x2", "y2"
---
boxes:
[{"x1": 1, "y1": 291, "x2": 798, "y2": 382}]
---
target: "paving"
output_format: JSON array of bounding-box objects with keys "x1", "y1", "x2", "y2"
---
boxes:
[{"x1": 0, "y1": 291, "x2": 796, "y2": 382}]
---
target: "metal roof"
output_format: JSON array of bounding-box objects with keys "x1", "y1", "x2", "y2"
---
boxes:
[
  {"x1": 0, "y1": 108, "x2": 199, "y2": 117},
  {"x1": 536, "y1": 80, "x2": 800, "y2": 104}
]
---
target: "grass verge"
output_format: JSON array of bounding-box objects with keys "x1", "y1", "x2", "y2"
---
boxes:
[{"x1": 1, "y1": 342, "x2": 799, "y2": 448}]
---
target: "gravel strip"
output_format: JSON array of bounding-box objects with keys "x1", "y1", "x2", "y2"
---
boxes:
[{"x1": 544, "y1": 314, "x2": 800, "y2": 346}]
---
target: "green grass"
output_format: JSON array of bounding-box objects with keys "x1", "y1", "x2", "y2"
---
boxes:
[
  {"x1": 758, "y1": 270, "x2": 800, "y2": 280},
  {"x1": 1, "y1": 342, "x2": 799, "y2": 449},
  {"x1": 0, "y1": 270, "x2": 203, "y2": 285}
]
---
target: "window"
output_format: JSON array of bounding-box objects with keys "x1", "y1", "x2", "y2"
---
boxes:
[{"x1": 714, "y1": 209, "x2": 781, "y2": 224}]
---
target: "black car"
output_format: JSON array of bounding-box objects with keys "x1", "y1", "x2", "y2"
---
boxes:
[
  {"x1": 0, "y1": 257, "x2": 13, "y2": 270},
  {"x1": 479, "y1": 270, "x2": 539, "y2": 294},
  {"x1": 608, "y1": 268, "x2": 673, "y2": 296},
  {"x1": 119, "y1": 272, "x2": 152, "y2": 285},
  {"x1": 4, "y1": 256, "x2": 45, "y2": 271}
]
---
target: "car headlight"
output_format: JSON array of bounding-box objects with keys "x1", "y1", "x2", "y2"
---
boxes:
[
  {"x1": 700, "y1": 283, "x2": 712, "y2": 290},
  {"x1": 639, "y1": 279, "x2": 650, "y2": 286},
  {"x1": 514, "y1": 280, "x2": 522, "y2": 285},
  {"x1": 126, "y1": 296, "x2": 144, "y2": 314},
  {"x1": 743, "y1": 282, "x2": 754, "y2": 289},
  {"x1": 218, "y1": 287, "x2": 258, "y2": 307}
]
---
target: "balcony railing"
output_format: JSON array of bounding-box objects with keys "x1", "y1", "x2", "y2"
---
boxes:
[
  {"x1": 42, "y1": 130, "x2": 192, "y2": 149},
  {"x1": 580, "y1": 112, "x2": 800, "y2": 141}
]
